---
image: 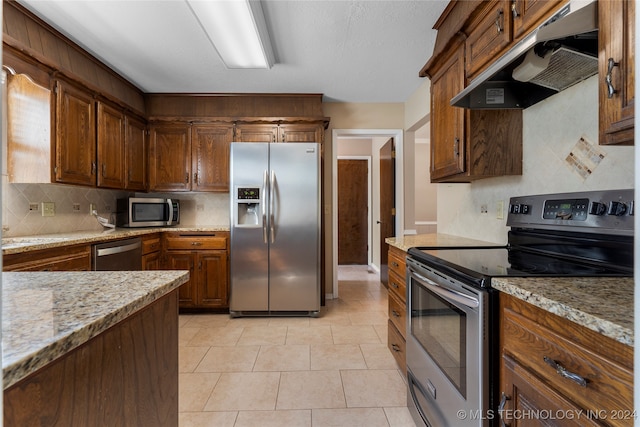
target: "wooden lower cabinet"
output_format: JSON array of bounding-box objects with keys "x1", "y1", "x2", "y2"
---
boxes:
[
  {"x1": 163, "y1": 232, "x2": 229, "y2": 310},
  {"x1": 387, "y1": 245, "x2": 407, "y2": 375},
  {"x1": 3, "y1": 245, "x2": 91, "y2": 271},
  {"x1": 4, "y1": 290, "x2": 179, "y2": 427},
  {"x1": 142, "y1": 233, "x2": 161, "y2": 270},
  {"x1": 500, "y1": 293, "x2": 633, "y2": 427}
]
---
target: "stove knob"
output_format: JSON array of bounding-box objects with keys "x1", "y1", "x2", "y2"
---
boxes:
[
  {"x1": 607, "y1": 201, "x2": 627, "y2": 216},
  {"x1": 588, "y1": 201, "x2": 606, "y2": 216}
]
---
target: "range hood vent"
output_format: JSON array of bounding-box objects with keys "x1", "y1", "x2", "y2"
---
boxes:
[{"x1": 452, "y1": 0, "x2": 598, "y2": 109}]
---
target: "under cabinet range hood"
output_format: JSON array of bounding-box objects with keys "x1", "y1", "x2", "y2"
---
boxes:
[{"x1": 452, "y1": 0, "x2": 598, "y2": 109}]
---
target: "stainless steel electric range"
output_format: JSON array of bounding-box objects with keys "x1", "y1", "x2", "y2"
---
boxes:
[{"x1": 405, "y1": 189, "x2": 634, "y2": 427}]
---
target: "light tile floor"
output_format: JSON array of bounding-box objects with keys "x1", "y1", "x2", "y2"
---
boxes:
[{"x1": 178, "y1": 265, "x2": 416, "y2": 427}]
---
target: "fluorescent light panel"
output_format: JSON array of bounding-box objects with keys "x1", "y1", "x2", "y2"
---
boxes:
[{"x1": 187, "y1": 0, "x2": 274, "y2": 69}]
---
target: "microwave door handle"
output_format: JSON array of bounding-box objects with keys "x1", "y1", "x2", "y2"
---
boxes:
[
  {"x1": 410, "y1": 270, "x2": 480, "y2": 309},
  {"x1": 262, "y1": 170, "x2": 268, "y2": 244},
  {"x1": 270, "y1": 170, "x2": 275, "y2": 243},
  {"x1": 165, "y1": 199, "x2": 172, "y2": 225}
]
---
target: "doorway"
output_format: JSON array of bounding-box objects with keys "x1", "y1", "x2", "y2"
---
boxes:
[{"x1": 332, "y1": 129, "x2": 404, "y2": 299}]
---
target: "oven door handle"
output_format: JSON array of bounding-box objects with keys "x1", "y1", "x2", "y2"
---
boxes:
[{"x1": 410, "y1": 270, "x2": 480, "y2": 309}]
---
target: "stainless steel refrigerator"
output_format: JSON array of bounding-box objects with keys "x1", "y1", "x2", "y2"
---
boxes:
[{"x1": 229, "y1": 142, "x2": 320, "y2": 316}]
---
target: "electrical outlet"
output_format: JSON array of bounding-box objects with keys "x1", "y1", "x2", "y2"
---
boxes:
[
  {"x1": 29, "y1": 203, "x2": 39, "y2": 212},
  {"x1": 89, "y1": 203, "x2": 96, "y2": 214},
  {"x1": 196, "y1": 204, "x2": 205, "y2": 212},
  {"x1": 496, "y1": 201, "x2": 504, "y2": 219},
  {"x1": 73, "y1": 203, "x2": 81, "y2": 212},
  {"x1": 42, "y1": 202, "x2": 55, "y2": 217},
  {"x1": 480, "y1": 204, "x2": 488, "y2": 214}
]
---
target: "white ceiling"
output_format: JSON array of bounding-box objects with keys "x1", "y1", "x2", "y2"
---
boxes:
[{"x1": 16, "y1": 0, "x2": 448, "y2": 103}]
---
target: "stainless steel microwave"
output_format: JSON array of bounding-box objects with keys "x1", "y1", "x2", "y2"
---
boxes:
[{"x1": 115, "y1": 198, "x2": 179, "y2": 227}]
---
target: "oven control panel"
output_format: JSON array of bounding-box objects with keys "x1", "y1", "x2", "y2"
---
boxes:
[{"x1": 507, "y1": 189, "x2": 634, "y2": 235}]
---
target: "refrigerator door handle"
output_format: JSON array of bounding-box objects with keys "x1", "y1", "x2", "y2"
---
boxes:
[
  {"x1": 262, "y1": 170, "x2": 268, "y2": 244},
  {"x1": 270, "y1": 170, "x2": 276, "y2": 243}
]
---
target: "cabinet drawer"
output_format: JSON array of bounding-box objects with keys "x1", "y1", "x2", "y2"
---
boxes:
[
  {"x1": 388, "y1": 270, "x2": 406, "y2": 304},
  {"x1": 164, "y1": 234, "x2": 227, "y2": 251},
  {"x1": 142, "y1": 236, "x2": 161, "y2": 255},
  {"x1": 388, "y1": 290, "x2": 406, "y2": 339},
  {"x1": 388, "y1": 246, "x2": 406, "y2": 278},
  {"x1": 388, "y1": 320, "x2": 407, "y2": 375},
  {"x1": 502, "y1": 301, "x2": 633, "y2": 423},
  {"x1": 4, "y1": 245, "x2": 91, "y2": 271},
  {"x1": 465, "y1": 0, "x2": 512, "y2": 79}
]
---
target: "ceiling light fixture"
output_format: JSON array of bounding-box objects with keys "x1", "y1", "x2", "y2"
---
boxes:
[{"x1": 186, "y1": 0, "x2": 275, "y2": 69}]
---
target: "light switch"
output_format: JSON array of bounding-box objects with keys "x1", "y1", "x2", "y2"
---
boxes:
[{"x1": 42, "y1": 202, "x2": 55, "y2": 217}]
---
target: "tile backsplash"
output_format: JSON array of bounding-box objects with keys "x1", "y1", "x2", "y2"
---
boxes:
[{"x1": 2, "y1": 176, "x2": 230, "y2": 237}]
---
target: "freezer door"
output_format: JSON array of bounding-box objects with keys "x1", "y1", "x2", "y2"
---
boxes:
[
  {"x1": 230, "y1": 143, "x2": 270, "y2": 312},
  {"x1": 268, "y1": 142, "x2": 320, "y2": 312}
]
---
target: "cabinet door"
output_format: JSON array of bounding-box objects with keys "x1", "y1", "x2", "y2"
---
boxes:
[
  {"x1": 235, "y1": 124, "x2": 278, "y2": 142},
  {"x1": 54, "y1": 80, "x2": 96, "y2": 186},
  {"x1": 142, "y1": 252, "x2": 160, "y2": 270},
  {"x1": 125, "y1": 116, "x2": 147, "y2": 190},
  {"x1": 149, "y1": 124, "x2": 191, "y2": 191},
  {"x1": 500, "y1": 355, "x2": 600, "y2": 427},
  {"x1": 599, "y1": 0, "x2": 635, "y2": 145},
  {"x1": 96, "y1": 102, "x2": 125, "y2": 189},
  {"x1": 278, "y1": 124, "x2": 323, "y2": 143},
  {"x1": 465, "y1": 0, "x2": 512, "y2": 79},
  {"x1": 165, "y1": 251, "x2": 197, "y2": 307},
  {"x1": 511, "y1": 0, "x2": 563, "y2": 41},
  {"x1": 198, "y1": 251, "x2": 229, "y2": 308},
  {"x1": 192, "y1": 125, "x2": 233, "y2": 192},
  {"x1": 430, "y1": 45, "x2": 466, "y2": 181}
]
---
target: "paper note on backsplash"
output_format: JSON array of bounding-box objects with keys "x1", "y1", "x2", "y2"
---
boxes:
[{"x1": 565, "y1": 136, "x2": 605, "y2": 181}]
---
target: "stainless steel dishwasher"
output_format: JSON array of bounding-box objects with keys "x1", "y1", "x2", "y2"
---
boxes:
[{"x1": 92, "y1": 237, "x2": 142, "y2": 270}]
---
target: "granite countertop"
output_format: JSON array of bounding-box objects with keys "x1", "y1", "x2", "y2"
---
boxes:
[
  {"x1": 2, "y1": 225, "x2": 230, "y2": 255},
  {"x1": 493, "y1": 277, "x2": 634, "y2": 347},
  {"x1": 386, "y1": 233, "x2": 502, "y2": 252},
  {"x1": 2, "y1": 270, "x2": 189, "y2": 389}
]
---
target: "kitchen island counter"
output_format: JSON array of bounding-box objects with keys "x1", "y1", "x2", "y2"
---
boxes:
[
  {"x1": 493, "y1": 277, "x2": 633, "y2": 347},
  {"x1": 3, "y1": 270, "x2": 189, "y2": 389}
]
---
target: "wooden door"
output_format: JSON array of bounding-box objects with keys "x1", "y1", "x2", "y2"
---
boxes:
[
  {"x1": 148, "y1": 124, "x2": 191, "y2": 191},
  {"x1": 199, "y1": 251, "x2": 229, "y2": 308},
  {"x1": 235, "y1": 124, "x2": 278, "y2": 142},
  {"x1": 96, "y1": 102, "x2": 125, "y2": 189},
  {"x1": 379, "y1": 139, "x2": 395, "y2": 286},
  {"x1": 192, "y1": 125, "x2": 233, "y2": 192},
  {"x1": 338, "y1": 159, "x2": 368, "y2": 265},
  {"x1": 125, "y1": 116, "x2": 147, "y2": 191},
  {"x1": 512, "y1": 0, "x2": 563, "y2": 41},
  {"x1": 54, "y1": 80, "x2": 96, "y2": 186},
  {"x1": 430, "y1": 44, "x2": 466, "y2": 181}
]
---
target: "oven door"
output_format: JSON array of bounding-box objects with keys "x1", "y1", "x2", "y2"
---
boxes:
[{"x1": 406, "y1": 258, "x2": 490, "y2": 427}]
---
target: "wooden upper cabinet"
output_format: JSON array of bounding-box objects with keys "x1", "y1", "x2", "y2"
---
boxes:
[
  {"x1": 465, "y1": 0, "x2": 512, "y2": 79},
  {"x1": 192, "y1": 125, "x2": 233, "y2": 192},
  {"x1": 235, "y1": 124, "x2": 279, "y2": 142},
  {"x1": 149, "y1": 124, "x2": 192, "y2": 192},
  {"x1": 599, "y1": 0, "x2": 635, "y2": 146},
  {"x1": 430, "y1": 43, "x2": 466, "y2": 181},
  {"x1": 125, "y1": 116, "x2": 148, "y2": 191},
  {"x1": 511, "y1": 0, "x2": 564, "y2": 41},
  {"x1": 96, "y1": 102, "x2": 125, "y2": 189},
  {"x1": 279, "y1": 123, "x2": 323, "y2": 143},
  {"x1": 54, "y1": 80, "x2": 96, "y2": 186}
]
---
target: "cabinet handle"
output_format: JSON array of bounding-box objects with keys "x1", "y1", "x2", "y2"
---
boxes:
[
  {"x1": 91, "y1": 162, "x2": 97, "y2": 175},
  {"x1": 391, "y1": 261, "x2": 399, "y2": 268},
  {"x1": 102, "y1": 163, "x2": 106, "y2": 177},
  {"x1": 453, "y1": 138, "x2": 460, "y2": 157},
  {"x1": 391, "y1": 344, "x2": 401, "y2": 352},
  {"x1": 498, "y1": 392, "x2": 511, "y2": 427},
  {"x1": 185, "y1": 173, "x2": 189, "y2": 183},
  {"x1": 605, "y1": 58, "x2": 620, "y2": 99},
  {"x1": 392, "y1": 310, "x2": 401, "y2": 318},
  {"x1": 495, "y1": 9, "x2": 504, "y2": 34},
  {"x1": 511, "y1": 0, "x2": 520, "y2": 18},
  {"x1": 194, "y1": 173, "x2": 198, "y2": 185},
  {"x1": 191, "y1": 242, "x2": 203, "y2": 246},
  {"x1": 543, "y1": 356, "x2": 588, "y2": 387}
]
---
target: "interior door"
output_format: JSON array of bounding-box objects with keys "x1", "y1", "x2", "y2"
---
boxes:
[
  {"x1": 379, "y1": 138, "x2": 395, "y2": 286},
  {"x1": 338, "y1": 159, "x2": 368, "y2": 264}
]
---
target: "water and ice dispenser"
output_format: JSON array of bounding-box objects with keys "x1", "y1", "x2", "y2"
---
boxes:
[{"x1": 235, "y1": 187, "x2": 261, "y2": 227}]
